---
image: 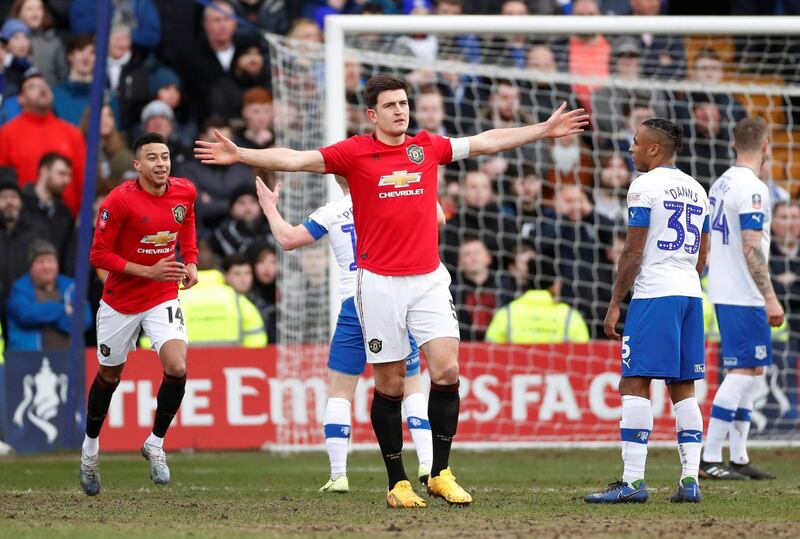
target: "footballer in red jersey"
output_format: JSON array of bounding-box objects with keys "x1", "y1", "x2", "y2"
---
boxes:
[
  {"x1": 196, "y1": 75, "x2": 588, "y2": 508},
  {"x1": 79, "y1": 133, "x2": 198, "y2": 496}
]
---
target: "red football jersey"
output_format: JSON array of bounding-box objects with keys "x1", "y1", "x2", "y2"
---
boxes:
[
  {"x1": 90, "y1": 178, "x2": 198, "y2": 314},
  {"x1": 319, "y1": 131, "x2": 454, "y2": 276}
]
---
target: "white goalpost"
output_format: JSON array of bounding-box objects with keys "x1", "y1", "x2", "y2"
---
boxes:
[{"x1": 267, "y1": 15, "x2": 800, "y2": 450}]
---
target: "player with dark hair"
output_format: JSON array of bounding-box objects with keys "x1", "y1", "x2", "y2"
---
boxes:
[
  {"x1": 80, "y1": 132, "x2": 199, "y2": 496},
  {"x1": 586, "y1": 118, "x2": 710, "y2": 504},
  {"x1": 196, "y1": 74, "x2": 588, "y2": 508}
]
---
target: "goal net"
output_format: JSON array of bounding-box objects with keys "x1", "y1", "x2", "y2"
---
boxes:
[{"x1": 267, "y1": 15, "x2": 800, "y2": 448}]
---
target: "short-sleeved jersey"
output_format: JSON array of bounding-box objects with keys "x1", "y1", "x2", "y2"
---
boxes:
[
  {"x1": 319, "y1": 131, "x2": 468, "y2": 276},
  {"x1": 302, "y1": 194, "x2": 357, "y2": 302},
  {"x1": 707, "y1": 165, "x2": 771, "y2": 307},
  {"x1": 90, "y1": 178, "x2": 198, "y2": 314},
  {"x1": 626, "y1": 166, "x2": 710, "y2": 300}
]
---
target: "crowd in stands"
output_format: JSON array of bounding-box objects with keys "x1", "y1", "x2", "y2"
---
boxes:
[{"x1": 0, "y1": 0, "x2": 799, "y2": 354}]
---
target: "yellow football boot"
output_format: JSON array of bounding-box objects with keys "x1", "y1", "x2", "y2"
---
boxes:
[
  {"x1": 386, "y1": 480, "x2": 427, "y2": 508},
  {"x1": 426, "y1": 468, "x2": 473, "y2": 507}
]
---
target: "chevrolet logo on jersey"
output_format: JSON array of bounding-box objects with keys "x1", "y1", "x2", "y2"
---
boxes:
[
  {"x1": 140, "y1": 231, "x2": 177, "y2": 246},
  {"x1": 379, "y1": 170, "x2": 422, "y2": 188}
]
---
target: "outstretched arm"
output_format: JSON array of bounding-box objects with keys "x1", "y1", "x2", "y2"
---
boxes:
[
  {"x1": 742, "y1": 229, "x2": 785, "y2": 327},
  {"x1": 255, "y1": 176, "x2": 316, "y2": 251},
  {"x1": 466, "y1": 102, "x2": 590, "y2": 158},
  {"x1": 195, "y1": 130, "x2": 327, "y2": 174},
  {"x1": 604, "y1": 226, "x2": 647, "y2": 340}
]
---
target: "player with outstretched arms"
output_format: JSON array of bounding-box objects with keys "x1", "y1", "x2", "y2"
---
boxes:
[
  {"x1": 80, "y1": 133, "x2": 198, "y2": 496},
  {"x1": 196, "y1": 75, "x2": 588, "y2": 508},
  {"x1": 254, "y1": 175, "x2": 442, "y2": 493},
  {"x1": 585, "y1": 119, "x2": 710, "y2": 504},
  {"x1": 700, "y1": 117, "x2": 784, "y2": 481}
]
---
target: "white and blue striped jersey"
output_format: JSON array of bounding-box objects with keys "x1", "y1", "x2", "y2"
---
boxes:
[
  {"x1": 627, "y1": 166, "x2": 710, "y2": 300},
  {"x1": 302, "y1": 194, "x2": 357, "y2": 302},
  {"x1": 707, "y1": 165, "x2": 771, "y2": 307}
]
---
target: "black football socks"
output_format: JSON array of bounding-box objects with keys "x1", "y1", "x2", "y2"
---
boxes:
[
  {"x1": 371, "y1": 390, "x2": 408, "y2": 489},
  {"x1": 152, "y1": 373, "x2": 187, "y2": 438},
  {"x1": 428, "y1": 381, "x2": 460, "y2": 478}
]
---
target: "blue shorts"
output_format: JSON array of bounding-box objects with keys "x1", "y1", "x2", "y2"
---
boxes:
[
  {"x1": 329, "y1": 297, "x2": 420, "y2": 376},
  {"x1": 715, "y1": 304, "x2": 771, "y2": 369},
  {"x1": 622, "y1": 296, "x2": 705, "y2": 382}
]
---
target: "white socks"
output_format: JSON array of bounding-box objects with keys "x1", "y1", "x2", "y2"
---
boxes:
[
  {"x1": 674, "y1": 397, "x2": 703, "y2": 482},
  {"x1": 82, "y1": 435, "x2": 99, "y2": 457},
  {"x1": 323, "y1": 397, "x2": 351, "y2": 480},
  {"x1": 145, "y1": 432, "x2": 164, "y2": 448},
  {"x1": 620, "y1": 395, "x2": 653, "y2": 485},
  {"x1": 403, "y1": 392, "x2": 433, "y2": 470},
  {"x1": 730, "y1": 375, "x2": 760, "y2": 465},
  {"x1": 704, "y1": 373, "x2": 755, "y2": 463}
]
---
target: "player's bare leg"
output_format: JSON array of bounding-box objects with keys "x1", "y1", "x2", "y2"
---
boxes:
[
  {"x1": 373, "y1": 360, "x2": 425, "y2": 508},
  {"x1": 141, "y1": 339, "x2": 187, "y2": 486},
  {"x1": 423, "y1": 337, "x2": 472, "y2": 506},
  {"x1": 80, "y1": 363, "x2": 124, "y2": 496},
  {"x1": 669, "y1": 381, "x2": 702, "y2": 502},
  {"x1": 320, "y1": 371, "x2": 359, "y2": 493}
]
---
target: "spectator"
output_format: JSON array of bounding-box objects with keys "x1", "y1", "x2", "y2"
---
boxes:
[
  {"x1": 412, "y1": 84, "x2": 451, "y2": 136},
  {"x1": 79, "y1": 104, "x2": 136, "y2": 191},
  {"x1": 178, "y1": 266, "x2": 267, "y2": 347},
  {"x1": 175, "y1": 116, "x2": 254, "y2": 232},
  {"x1": 0, "y1": 173, "x2": 49, "y2": 331},
  {"x1": 523, "y1": 44, "x2": 575, "y2": 124},
  {"x1": 770, "y1": 201, "x2": 800, "y2": 349},
  {"x1": 538, "y1": 184, "x2": 615, "y2": 338},
  {"x1": 546, "y1": 133, "x2": 593, "y2": 187},
  {"x1": 139, "y1": 99, "x2": 192, "y2": 167},
  {"x1": 53, "y1": 35, "x2": 101, "y2": 126},
  {"x1": 592, "y1": 152, "x2": 631, "y2": 225},
  {"x1": 485, "y1": 255, "x2": 590, "y2": 344},
  {"x1": 0, "y1": 70, "x2": 86, "y2": 216},
  {"x1": 233, "y1": 0, "x2": 289, "y2": 36},
  {"x1": 106, "y1": 23, "x2": 151, "y2": 134},
  {"x1": 489, "y1": 1, "x2": 531, "y2": 68},
  {"x1": 177, "y1": 0, "x2": 239, "y2": 119},
  {"x1": 566, "y1": 0, "x2": 611, "y2": 112},
  {"x1": 149, "y1": 66, "x2": 197, "y2": 148},
  {"x1": 21, "y1": 153, "x2": 74, "y2": 273},
  {"x1": 70, "y1": 0, "x2": 161, "y2": 51},
  {"x1": 590, "y1": 39, "x2": 667, "y2": 136},
  {"x1": 0, "y1": 18, "x2": 33, "y2": 97},
  {"x1": 247, "y1": 242, "x2": 277, "y2": 343},
  {"x1": 433, "y1": 0, "x2": 482, "y2": 64},
  {"x1": 509, "y1": 244, "x2": 536, "y2": 291},
  {"x1": 10, "y1": 0, "x2": 68, "y2": 85},
  {"x1": 209, "y1": 182, "x2": 272, "y2": 259},
  {"x1": 451, "y1": 237, "x2": 516, "y2": 340},
  {"x1": 234, "y1": 87, "x2": 274, "y2": 149},
  {"x1": 6, "y1": 240, "x2": 91, "y2": 351},
  {"x1": 629, "y1": 0, "x2": 686, "y2": 79},
  {"x1": 676, "y1": 96, "x2": 735, "y2": 189},
  {"x1": 441, "y1": 169, "x2": 519, "y2": 273},
  {"x1": 609, "y1": 101, "x2": 653, "y2": 170},
  {"x1": 513, "y1": 167, "x2": 556, "y2": 246},
  {"x1": 209, "y1": 38, "x2": 271, "y2": 120}
]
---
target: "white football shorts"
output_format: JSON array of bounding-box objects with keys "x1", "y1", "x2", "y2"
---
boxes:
[
  {"x1": 95, "y1": 298, "x2": 188, "y2": 366},
  {"x1": 355, "y1": 263, "x2": 460, "y2": 364}
]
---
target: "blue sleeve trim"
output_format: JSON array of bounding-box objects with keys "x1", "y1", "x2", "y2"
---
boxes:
[
  {"x1": 702, "y1": 215, "x2": 710, "y2": 233},
  {"x1": 740, "y1": 212, "x2": 764, "y2": 231},
  {"x1": 302, "y1": 218, "x2": 327, "y2": 240},
  {"x1": 627, "y1": 207, "x2": 651, "y2": 227}
]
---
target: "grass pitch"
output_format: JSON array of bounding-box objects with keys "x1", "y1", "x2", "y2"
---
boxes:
[{"x1": 1, "y1": 448, "x2": 799, "y2": 538}]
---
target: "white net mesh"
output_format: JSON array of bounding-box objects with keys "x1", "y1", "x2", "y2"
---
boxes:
[{"x1": 267, "y1": 25, "x2": 800, "y2": 446}]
